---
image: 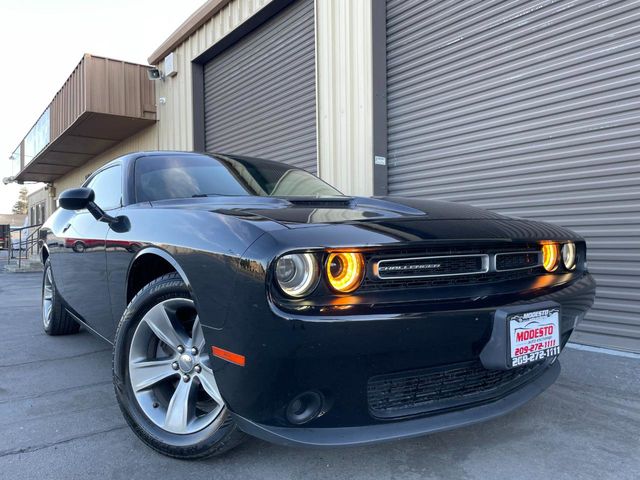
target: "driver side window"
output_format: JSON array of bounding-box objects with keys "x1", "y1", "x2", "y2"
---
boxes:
[{"x1": 86, "y1": 165, "x2": 122, "y2": 210}]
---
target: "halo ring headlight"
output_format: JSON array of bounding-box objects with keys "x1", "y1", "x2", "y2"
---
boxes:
[
  {"x1": 562, "y1": 242, "x2": 577, "y2": 271},
  {"x1": 275, "y1": 253, "x2": 319, "y2": 297},
  {"x1": 326, "y1": 252, "x2": 365, "y2": 293},
  {"x1": 542, "y1": 243, "x2": 560, "y2": 272}
]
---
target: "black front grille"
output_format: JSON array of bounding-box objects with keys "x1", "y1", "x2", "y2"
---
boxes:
[
  {"x1": 360, "y1": 266, "x2": 544, "y2": 292},
  {"x1": 376, "y1": 255, "x2": 485, "y2": 279},
  {"x1": 362, "y1": 245, "x2": 545, "y2": 292},
  {"x1": 496, "y1": 251, "x2": 540, "y2": 271},
  {"x1": 367, "y1": 360, "x2": 546, "y2": 419}
]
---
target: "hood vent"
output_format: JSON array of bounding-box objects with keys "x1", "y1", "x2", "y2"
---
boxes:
[{"x1": 283, "y1": 196, "x2": 354, "y2": 208}]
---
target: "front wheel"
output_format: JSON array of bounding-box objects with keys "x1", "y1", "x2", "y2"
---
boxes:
[{"x1": 112, "y1": 273, "x2": 245, "y2": 459}]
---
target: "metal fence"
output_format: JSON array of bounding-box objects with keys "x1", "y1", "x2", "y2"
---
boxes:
[{"x1": 5, "y1": 224, "x2": 43, "y2": 269}]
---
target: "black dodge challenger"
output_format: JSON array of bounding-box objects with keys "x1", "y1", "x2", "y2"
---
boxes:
[{"x1": 40, "y1": 151, "x2": 595, "y2": 458}]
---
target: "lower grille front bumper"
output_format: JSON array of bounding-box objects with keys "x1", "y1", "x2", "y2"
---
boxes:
[
  {"x1": 367, "y1": 359, "x2": 549, "y2": 419},
  {"x1": 232, "y1": 360, "x2": 560, "y2": 447}
]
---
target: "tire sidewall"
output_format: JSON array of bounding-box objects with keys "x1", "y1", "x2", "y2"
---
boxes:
[
  {"x1": 113, "y1": 274, "x2": 235, "y2": 456},
  {"x1": 42, "y1": 259, "x2": 57, "y2": 334}
]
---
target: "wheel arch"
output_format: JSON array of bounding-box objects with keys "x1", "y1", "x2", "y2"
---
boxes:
[{"x1": 126, "y1": 247, "x2": 194, "y2": 305}]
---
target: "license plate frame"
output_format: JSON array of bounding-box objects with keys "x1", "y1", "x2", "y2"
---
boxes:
[
  {"x1": 480, "y1": 301, "x2": 562, "y2": 371},
  {"x1": 508, "y1": 307, "x2": 561, "y2": 368}
]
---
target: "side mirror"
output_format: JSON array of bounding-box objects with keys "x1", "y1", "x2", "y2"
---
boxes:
[
  {"x1": 58, "y1": 187, "x2": 130, "y2": 233},
  {"x1": 59, "y1": 188, "x2": 95, "y2": 211}
]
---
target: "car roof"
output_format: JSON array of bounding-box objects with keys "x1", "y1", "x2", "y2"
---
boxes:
[
  {"x1": 100, "y1": 151, "x2": 300, "y2": 172},
  {"x1": 84, "y1": 151, "x2": 310, "y2": 206}
]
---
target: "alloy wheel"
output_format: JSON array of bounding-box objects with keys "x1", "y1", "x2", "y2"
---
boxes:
[{"x1": 128, "y1": 298, "x2": 224, "y2": 435}]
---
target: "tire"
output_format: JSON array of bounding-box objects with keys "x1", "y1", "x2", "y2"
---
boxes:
[
  {"x1": 42, "y1": 258, "x2": 80, "y2": 336},
  {"x1": 112, "y1": 272, "x2": 245, "y2": 459}
]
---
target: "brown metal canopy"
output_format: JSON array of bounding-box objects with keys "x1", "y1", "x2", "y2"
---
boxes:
[{"x1": 14, "y1": 54, "x2": 156, "y2": 183}]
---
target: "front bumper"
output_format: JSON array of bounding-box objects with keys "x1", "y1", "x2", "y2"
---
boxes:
[
  {"x1": 232, "y1": 360, "x2": 560, "y2": 447},
  {"x1": 203, "y1": 272, "x2": 595, "y2": 446}
]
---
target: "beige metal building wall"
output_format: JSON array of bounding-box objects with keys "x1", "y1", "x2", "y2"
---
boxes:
[{"x1": 316, "y1": 0, "x2": 374, "y2": 196}]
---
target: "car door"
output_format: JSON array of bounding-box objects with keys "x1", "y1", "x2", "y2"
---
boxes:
[{"x1": 59, "y1": 164, "x2": 123, "y2": 339}]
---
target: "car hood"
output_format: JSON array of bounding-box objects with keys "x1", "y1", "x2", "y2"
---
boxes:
[
  {"x1": 149, "y1": 195, "x2": 581, "y2": 243},
  {"x1": 150, "y1": 195, "x2": 507, "y2": 226}
]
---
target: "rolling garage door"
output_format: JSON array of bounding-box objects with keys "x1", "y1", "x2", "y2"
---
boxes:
[
  {"x1": 203, "y1": 0, "x2": 317, "y2": 173},
  {"x1": 386, "y1": 0, "x2": 640, "y2": 352}
]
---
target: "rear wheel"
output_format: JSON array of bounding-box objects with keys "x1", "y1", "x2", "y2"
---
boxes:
[
  {"x1": 113, "y1": 273, "x2": 245, "y2": 459},
  {"x1": 42, "y1": 258, "x2": 80, "y2": 336}
]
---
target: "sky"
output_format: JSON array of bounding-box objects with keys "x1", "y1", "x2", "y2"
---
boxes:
[{"x1": 0, "y1": 0, "x2": 206, "y2": 214}]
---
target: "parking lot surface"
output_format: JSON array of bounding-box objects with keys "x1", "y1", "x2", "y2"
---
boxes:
[{"x1": 0, "y1": 271, "x2": 638, "y2": 479}]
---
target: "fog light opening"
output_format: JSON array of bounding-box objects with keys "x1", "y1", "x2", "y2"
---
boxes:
[{"x1": 286, "y1": 391, "x2": 324, "y2": 425}]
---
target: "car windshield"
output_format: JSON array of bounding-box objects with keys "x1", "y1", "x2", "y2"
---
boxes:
[{"x1": 135, "y1": 154, "x2": 342, "y2": 202}]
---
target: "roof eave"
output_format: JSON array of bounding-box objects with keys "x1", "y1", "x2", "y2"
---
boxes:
[{"x1": 148, "y1": 0, "x2": 233, "y2": 65}]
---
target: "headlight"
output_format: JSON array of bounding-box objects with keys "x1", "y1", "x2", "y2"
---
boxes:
[
  {"x1": 275, "y1": 253, "x2": 319, "y2": 297},
  {"x1": 562, "y1": 242, "x2": 576, "y2": 270},
  {"x1": 326, "y1": 252, "x2": 365, "y2": 293},
  {"x1": 542, "y1": 243, "x2": 559, "y2": 272}
]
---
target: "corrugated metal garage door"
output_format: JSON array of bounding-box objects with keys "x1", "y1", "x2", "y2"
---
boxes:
[
  {"x1": 203, "y1": 0, "x2": 317, "y2": 173},
  {"x1": 386, "y1": 0, "x2": 640, "y2": 352}
]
